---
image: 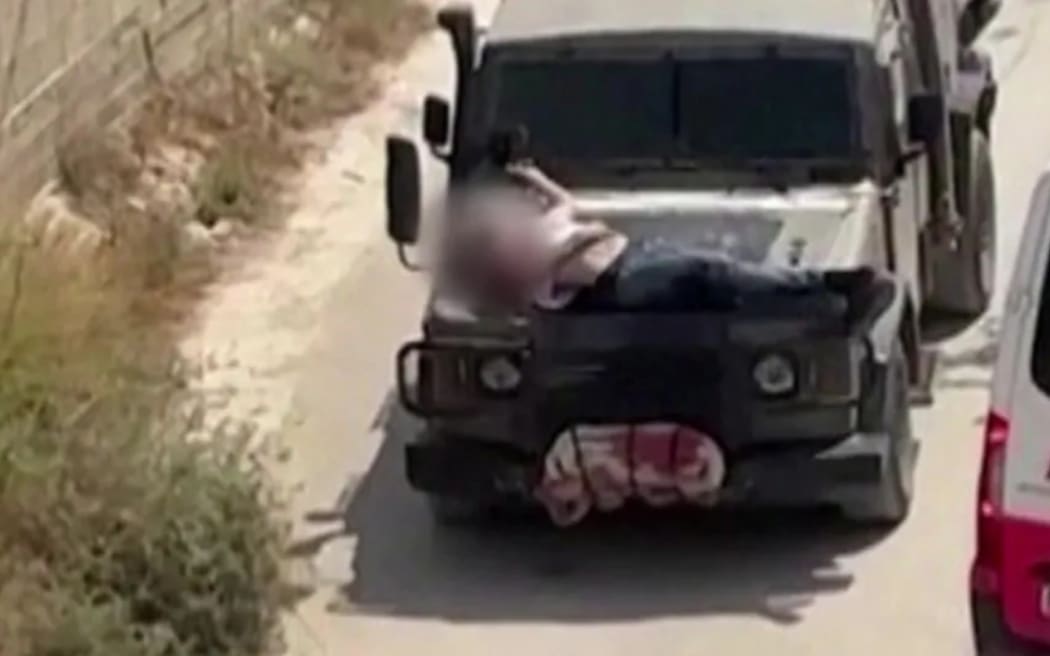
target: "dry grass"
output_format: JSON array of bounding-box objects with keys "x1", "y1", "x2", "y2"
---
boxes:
[
  {"x1": 52, "y1": 0, "x2": 431, "y2": 275},
  {"x1": 192, "y1": 141, "x2": 265, "y2": 227},
  {"x1": 264, "y1": 0, "x2": 431, "y2": 124},
  {"x1": 0, "y1": 0, "x2": 431, "y2": 653},
  {"x1": 0, "y1": 237, "x2": 294, "y2": 656}
]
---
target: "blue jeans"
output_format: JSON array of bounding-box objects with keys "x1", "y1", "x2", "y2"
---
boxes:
[{"x1": 570, "y1": 238, "x2": 826, "y2": 312}]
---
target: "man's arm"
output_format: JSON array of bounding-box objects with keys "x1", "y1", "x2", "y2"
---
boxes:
[{"x1": 506, "y1": 163, "x2": 574, "y2": 207}]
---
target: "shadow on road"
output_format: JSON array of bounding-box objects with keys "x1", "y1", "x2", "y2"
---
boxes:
[{"x1": 329, "y1": 393, "x2": 891, "y2": 626}]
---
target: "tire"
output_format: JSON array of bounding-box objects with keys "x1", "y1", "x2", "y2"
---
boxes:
[
  {"x1": 417, "y1": 430, "x2": 494, "y2": 528},
  {"x1": 926, "y1": 130, "x2": 997, "y2": 320},
  {"x1": 977, "y1": 85, "x2": 997, "y2": 139},
  {"x1": 973, "y1": 609, "x2": 1041, "y2": 656},
  {"x1": 842, "y1": 340, "x2": 916, "y2": 526},
  {"x1": 974, "y1": 621, "x2": 1031, "y2": 655}
]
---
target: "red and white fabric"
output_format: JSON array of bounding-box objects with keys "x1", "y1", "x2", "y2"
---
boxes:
[{"x1": 534, "y1": 423, "x2": 727, "y2": 527}]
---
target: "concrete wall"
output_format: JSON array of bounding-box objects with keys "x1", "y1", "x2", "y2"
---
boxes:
[{"x1": 0, "y1": 0, "x2": 276, "y2": 215}]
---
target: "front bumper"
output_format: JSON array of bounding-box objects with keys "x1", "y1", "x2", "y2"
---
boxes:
[
  {"x1": 406, "y1": 430, "x2": 891, "y2": 510},
  {"x1": 400, "y1": 300, "x2": 886, "y2": 511},
  {"x1": 400, "y1": 306, "x2": 866, "y2": 438}
]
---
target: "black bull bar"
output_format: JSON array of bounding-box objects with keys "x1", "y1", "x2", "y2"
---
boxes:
[
  {"x1": 396, "y1": 302, "x2": 888, "y2": 509},
  {"x1": 397, "y1": 302, "x2": 861, "y2": 435}
]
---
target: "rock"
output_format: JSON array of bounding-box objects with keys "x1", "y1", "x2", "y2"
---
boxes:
[
  {"x1": 292, "y1": 14, "x2": 322, "y2": 39},
  {"x1": 179, "y1": 221, "x2": 217, "y2": 258},
  {"x1": 126, "y1": 196, "x2": 149, "y2": 213},
  {"x1": 210, "y1": 218, "x2": 241, "y2": 241}
]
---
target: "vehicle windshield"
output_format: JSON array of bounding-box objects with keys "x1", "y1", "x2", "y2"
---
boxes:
[
  {"x1": 491, "y1": 55, "x2": 858, "y2": 167},
  {"x1": 493, "y1": 59, "x2": 674, "y2": 162}
]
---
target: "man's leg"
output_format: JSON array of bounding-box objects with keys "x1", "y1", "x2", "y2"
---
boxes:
[
  {"x1": 569, "y1": 238, "x2": 892, "y2": 323},
  {"x1": 668, "y1": 243, "x2": 896, "y2": 324},
  {"x1": 679, "y1": 250, "x2": 826, "y2": 296},
  {"x1": 612, "y1": 240, "x2": 825, "y2": 311}
]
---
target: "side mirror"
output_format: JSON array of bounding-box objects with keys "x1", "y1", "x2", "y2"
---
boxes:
[
  {"x1": 437, "y1": 5, "x2": 478, "y2": 54},
  {"x1": 907, "y1": 93, "x2": 945, "y2": 145},
  {"x1": 423, "y1": 96, "x2": 451, "y2": 149},
  {"x1": 386, "y1": 136, "x2": 422, "y2": 247},
  {"x1": 959, "y1": 0, "x2": 1002, "y2": 46}
]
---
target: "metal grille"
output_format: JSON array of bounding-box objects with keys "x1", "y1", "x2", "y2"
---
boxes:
[{"x1": 534, "y1": 348, "x2": 726, "y2": 428}]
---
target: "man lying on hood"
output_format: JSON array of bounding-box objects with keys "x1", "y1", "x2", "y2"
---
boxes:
[{"x1": 443, "y1": 161, "x2": 895, "y2": 324}]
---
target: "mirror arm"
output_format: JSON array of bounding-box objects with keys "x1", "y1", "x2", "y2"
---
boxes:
[
  {"x1": 892, "y1": 143, "x2": 926, "y2": 179},
  {"x1": 397, "y1": 244, "x2": 426, "y2": 272},
  {"x1": 428, "y1": 144, "x2": 451, "y2": 162},
  {"x1": 902, "y1": 143, "x2": 925, "y2": 163}
]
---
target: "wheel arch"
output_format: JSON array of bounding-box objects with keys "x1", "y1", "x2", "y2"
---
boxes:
[
  {"x1": 899, "y1": 299, "x2": 921, "y2": 385},
  {"x1": 867, "y1": 278, "x2": 914, "y2": 369}
]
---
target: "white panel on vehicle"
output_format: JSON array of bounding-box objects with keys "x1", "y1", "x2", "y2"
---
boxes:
[{"x1": 998, "y1": 173, "x2": 1050, "y2": 522}]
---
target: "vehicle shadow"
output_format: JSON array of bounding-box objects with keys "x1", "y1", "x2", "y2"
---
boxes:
[{"x1": 332, "y1": 393, "x2": 891, "y2": 626}]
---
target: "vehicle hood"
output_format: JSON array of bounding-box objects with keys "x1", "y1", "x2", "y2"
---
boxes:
[{"x1": 572, "y1": 182, "x2": 882, "y2": 270}]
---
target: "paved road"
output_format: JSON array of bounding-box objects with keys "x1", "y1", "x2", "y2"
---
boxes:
[{"x1": 282, "y1": 3, "x2": 1050, "y2": 654}]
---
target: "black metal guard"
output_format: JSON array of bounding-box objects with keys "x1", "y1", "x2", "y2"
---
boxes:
[{"x1": 396, "y1": 340, "x2": 530, "y2": 418}]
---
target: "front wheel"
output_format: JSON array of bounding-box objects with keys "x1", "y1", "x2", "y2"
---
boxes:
[
  {"x1": 973, "y1": 595, "x2": 1041, "y2": 655},
  {"x1": 841, "y1": 340, "x2": 916, "y2": 526}
]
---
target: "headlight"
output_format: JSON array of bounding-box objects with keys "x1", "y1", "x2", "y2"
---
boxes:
[
  {"x1": 477, "y1": 354, "x2": 523, "y2": 394},
  {"x1": 753, "y1": 353, "x2": 798, "y2": 397}
]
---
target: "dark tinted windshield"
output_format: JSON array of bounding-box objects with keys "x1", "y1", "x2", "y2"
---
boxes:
[
  {"x1": 491, "y1": 55, "x2": 856, "y2": 164},
  {"x1": 678, "y1": 58, "x2": 854, "y2": 160},
  {"x1": 494, "y1": 59, "x2": 673, "y2": 161}
]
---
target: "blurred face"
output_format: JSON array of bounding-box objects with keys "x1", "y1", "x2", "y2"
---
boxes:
[{"x1": 455, "y1": 185, "x2": 555, "y2": 290}]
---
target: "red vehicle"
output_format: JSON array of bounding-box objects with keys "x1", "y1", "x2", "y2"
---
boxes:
[{"x1": 971, "y1": 173, "x2": 1050, "y2": 654}]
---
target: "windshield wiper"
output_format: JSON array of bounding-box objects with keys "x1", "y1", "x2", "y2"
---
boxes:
[
  {"x1": 598, "y1": 160, "x2": 666, "y2": 177},
  {"x1": 666, "y1": 158, "x2": 792, "y2": 194},
  {"x1": 745, "y1": 161, "x2": 791, "y2": 194}
]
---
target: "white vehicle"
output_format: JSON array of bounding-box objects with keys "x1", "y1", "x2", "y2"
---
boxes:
[
  {"x1": 972, "y1": 173, "x2": 1050, "y2": 653},
  {"x1": 387, "y1": 0, "x2": 1003, "y2": 526}
]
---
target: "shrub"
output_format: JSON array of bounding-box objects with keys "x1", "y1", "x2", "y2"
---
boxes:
[
  {"x1": 0, "y1": 1, "x2": 432, "y2": 652},
  {"x1": 0, "y1": 241, "x2": 292, "y2": 656}
]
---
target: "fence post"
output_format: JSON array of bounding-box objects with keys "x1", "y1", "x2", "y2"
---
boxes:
[{"x1": 0, "y1": 0, "x2": 32, "y2": 146}]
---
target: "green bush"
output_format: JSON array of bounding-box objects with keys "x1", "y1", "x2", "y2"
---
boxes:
[{"x1": 0, "y1": 241, "x2": 291, "y2": 656}]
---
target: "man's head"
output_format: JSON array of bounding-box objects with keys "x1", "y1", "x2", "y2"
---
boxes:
[{"x1": 447, "y1": 181, "x2": 555, "y2": 296}]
